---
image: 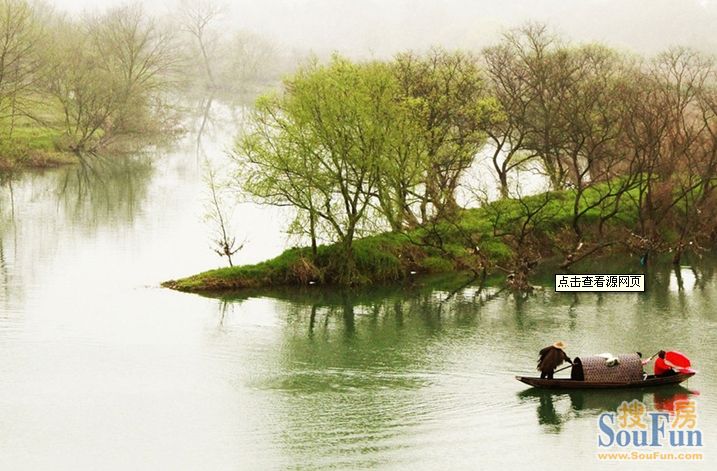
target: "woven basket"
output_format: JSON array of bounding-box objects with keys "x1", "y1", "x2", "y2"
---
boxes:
[{"x1": 579, "y1": 353, "x2": 643, "y2": 383}]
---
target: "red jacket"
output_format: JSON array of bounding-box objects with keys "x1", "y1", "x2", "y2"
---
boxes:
[{"x1": 654, "y1": 357, "x2": 672, "y2": 376}]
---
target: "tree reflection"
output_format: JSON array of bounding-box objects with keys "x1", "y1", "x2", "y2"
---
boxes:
[
  {"x1": 0, "y1": 174, "x2": 15, "y2": 307},
  {"x1": 0, "y1": 154, "x2": 155, "y2": 308},
  {"x1": 55, "y1": 155, "x2": 155, "y2": 227},
  {"x1": 203, "y1": 264, "x2": 714, "y2": 466}
]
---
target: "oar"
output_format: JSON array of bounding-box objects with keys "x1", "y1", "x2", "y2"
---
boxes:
[{"x1": 554, "y1": 363, "x2": 573, "y2": 373}]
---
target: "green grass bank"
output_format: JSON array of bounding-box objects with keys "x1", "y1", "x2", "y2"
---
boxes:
[{"x1": 0, "y1": 119, "x2": 76, "y2": 171}]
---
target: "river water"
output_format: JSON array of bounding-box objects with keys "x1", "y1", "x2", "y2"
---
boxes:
[{"x1": 1, "y1": 113, "x2": 716, "y2": 470}]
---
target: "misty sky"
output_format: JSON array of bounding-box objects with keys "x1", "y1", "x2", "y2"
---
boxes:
[{"x1": 49, "y1": 0, "x2": 717, "y2": 57}]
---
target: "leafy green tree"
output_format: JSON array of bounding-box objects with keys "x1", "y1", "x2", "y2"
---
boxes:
[
  {"x1": 236, "y1": 57, "x2": 397, "y2": 282},
  {"x1": 371, "y1": 91, "x2": 428, "y2": 231}
]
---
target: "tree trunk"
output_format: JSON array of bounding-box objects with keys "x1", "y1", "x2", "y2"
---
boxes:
[
  {"x1": 498, "y1": 172, "x2": 509, "y2": 199},
  {"x1": 672, "y1": 249, "x2": 682, "y2": 266},
  {"x1": 339, "y1": 231, "x2": 356, "y2": 285},
  {"x1": 197, "y1": 36, "x2": 215, "y2": 88},
  {"x1": 309, "y1": 212, "x2": 318, "y2": 259}
]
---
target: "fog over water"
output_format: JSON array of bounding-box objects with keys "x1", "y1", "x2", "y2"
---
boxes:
[{"x1": 49, "y1": 0, "x2": 717, "y2": 56}]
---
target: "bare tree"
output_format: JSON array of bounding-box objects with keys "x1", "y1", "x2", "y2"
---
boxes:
[
  {"x1": 495, "y1": 24, "x2": 582, "y2": 191},
  {"x1": 623, "y1": 48, "x2": 716, "y2": 264},
  {"x1": 482, "y1": 41, "x2": 538, "y2": 198},
  {"x1": 43, "y1": 6, "x2": 177, "y2": 153},
  {"x1": 205, "y1": 162, "x2": 242, "y2": 267},
  {"x1": 0, "y1": 0, "x2": 42, "y2": 136},
  {"x1": 556, "y1": 46, "x2": 642, "y2": 267},
  {"x1": 179, "y1": 0, "x2": 225, "y2": 89}
]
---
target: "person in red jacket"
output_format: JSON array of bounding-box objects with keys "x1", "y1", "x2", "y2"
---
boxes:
[{"x1": 654, "y1": 350, "x2": 678, "y2": 377}]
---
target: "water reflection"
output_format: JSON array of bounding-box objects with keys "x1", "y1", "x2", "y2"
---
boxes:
[
  {"x1": 517, "y1": 386, "x2": 699, "y2": 433},
  {"x1": 194, "y1": 261, "x2": 717, "y2": 468},
  {"x1": 0, "y1": 175, "x2": 14, "y2": 304},
  {"x1": 187, "y1": 93, "x2": 252, "y2": 163},
  {"x1": 56, "y1": 156, "x2": 155, "y2": 226},
  {"x1": 0, "y1": 157, "x2": 156, "y2": 309},
  {"x1": 209, "y1": 279, "x2": 501, "y2": 466},
  {"x1": 1, "y1": 156, "x2": 155, "y2": 229}
]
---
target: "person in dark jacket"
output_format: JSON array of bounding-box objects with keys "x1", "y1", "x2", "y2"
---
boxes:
[
  {"x1": 538, "y1": 341, "x2": 573, "y2": 379},
  {"x1": 570, "y1": 357, "x2": 584, "y2": 381}
]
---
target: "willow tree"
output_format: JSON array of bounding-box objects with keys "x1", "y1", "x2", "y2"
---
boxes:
[
  {"x1": 393, "y1": 49, "x2": 493, "y2": 222},
  {"x1": 236, "y1": 57, "x2": 397, "y2": 282}
]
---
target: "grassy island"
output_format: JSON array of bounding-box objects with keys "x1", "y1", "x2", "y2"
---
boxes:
[{"x1": 162, "y1": 187, "x2": 642, "y2": 292}]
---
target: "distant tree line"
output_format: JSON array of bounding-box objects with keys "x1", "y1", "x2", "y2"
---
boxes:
[
  {"x1": 236, "y1": 24, "x2": 717, "y2": 284},
  {"x1": 0, "y1": 0, "x2": 288, "y2": 156},
  {"x1": 0, "y1": 1, "x2": 176, "y2": 153},
  {"x1": 177, "y1": 0, "x2": 295, "y2": 98}
]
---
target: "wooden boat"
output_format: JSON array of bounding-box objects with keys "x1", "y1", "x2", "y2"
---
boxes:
[
  {"x1": 516, "y1": 353, "x2": 696, "y2": 390},
  {"x1": 516, "y1": 372, "x2": 695, "y2": 390}
]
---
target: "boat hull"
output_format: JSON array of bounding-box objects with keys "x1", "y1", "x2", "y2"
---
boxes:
[{"x1": 515, "y1": 372, "x2": 695, "y2": 389}]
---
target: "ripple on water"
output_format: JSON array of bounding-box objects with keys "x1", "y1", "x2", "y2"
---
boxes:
[{"x1": 258, "y1": 367, "x2": 435, "y2": 395}]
